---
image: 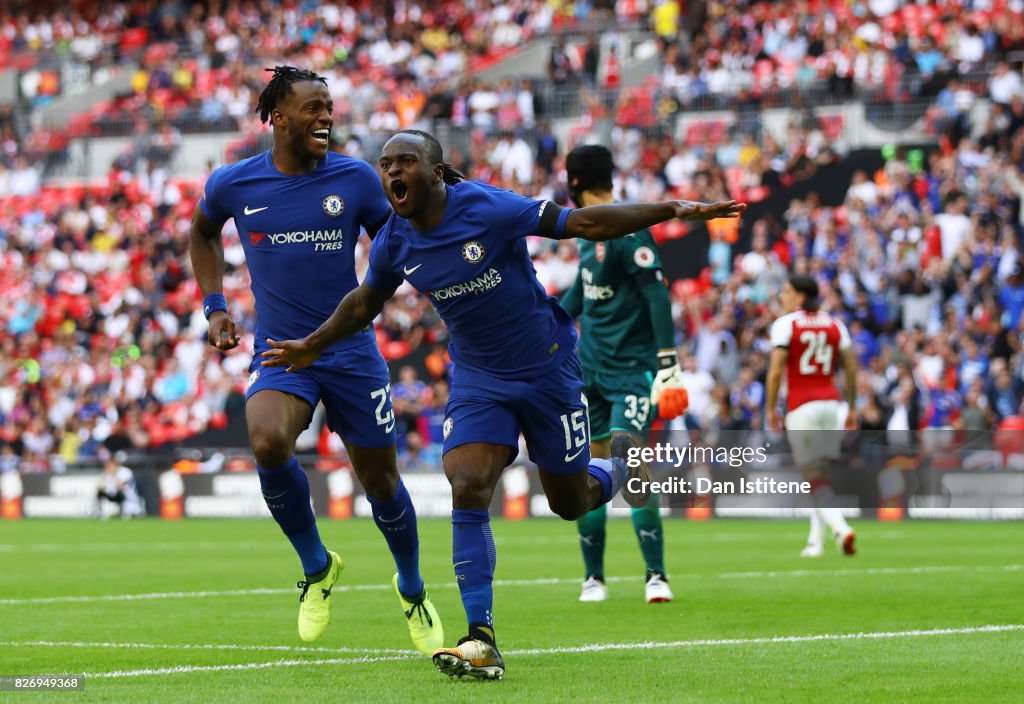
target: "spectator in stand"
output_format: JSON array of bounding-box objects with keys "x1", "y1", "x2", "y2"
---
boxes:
[
  {"x1": 549, "y1": 37, "x2": 575, "y2": 89},
  {"x1": 392, "y1": 365, "x2": 426, "y2": 444},
  {"x1": 989, "y1": 60, "x2": 1023, "y2": 113},
  {"x1": 6, "y1": 156, "x2": 40, "y2": 196},
  {"x1": 397, "y1": 430, "x2": 435, "y2": 473},
  {"x1": 420, "y1": 379, "x2": 449, "y2": 449}
]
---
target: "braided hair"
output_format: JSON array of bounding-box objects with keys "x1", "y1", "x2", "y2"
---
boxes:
[
  {"x1": 396, "y1": 129, "x2": 465, "y2": 185},
  {"x1": 255, "y1": 66, "x2": 328, "y2": 124}
]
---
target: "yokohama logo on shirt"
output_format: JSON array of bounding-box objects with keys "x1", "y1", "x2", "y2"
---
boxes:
[{"x1": 247, "y1": 229, "x2": 344, "y2": 246}]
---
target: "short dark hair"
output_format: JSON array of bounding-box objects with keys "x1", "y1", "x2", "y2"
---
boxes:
[
  {"x1": 393, "y1": 129, "x2": 465, "y2": 185},
  {"x1": 789, "y1": 275, "x2": 820, "y2": 311},
  {"x1": 396, "y1": 129, "x2": 444, "y2": 165},
  {"x1": 255, "y1": 66, "x2": 327, "y2": 124},
  {"x1": 566, "y1": 144, "x2": 614, "y2": 194}
]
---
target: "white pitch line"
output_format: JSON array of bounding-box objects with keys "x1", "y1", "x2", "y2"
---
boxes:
[
  {"x1": 719, "y1": 564, "x2": 1024, "y2": 579},
  {"x1": 0, "y1": 532, "x2": 911, "y2": 551},
  {"x1": 2, "y1": 564, "x2": 1020, "y2": 606},
  {"x1": 0, "y1": 576, "x2": 635, "y2": 606},
  {"x1": 504, "y1": 624, "x2": 1024, "y2": 656},
  {"x1": 0, "y1": 541, "x2": 279, "y2": 553},
  {"x1": 0, "y1": 640, "x2": 415, "y2": 656},
  {"x1": 87, "y1": 655, "x2": 416, "y2": 679},
  {"x1": 0, "y1": 588, "x2": 295, "y2": 605},
  {"x1": 56, "y1": 624, "x2": 1024, "y2": 679}
]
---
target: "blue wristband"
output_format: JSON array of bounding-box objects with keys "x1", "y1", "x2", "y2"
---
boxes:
[
  {"x1": 555, "y1": 207, "x2": 571, "y2": 238},
  {"x1": 203, "y1": 293, "x2": 228, "y2": 319}
]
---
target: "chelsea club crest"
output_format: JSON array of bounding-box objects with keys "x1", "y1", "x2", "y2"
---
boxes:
[
  {"x1": 322, "y1": 195, "x2": 344, "y2": 216},
  {"x1": 462, "y1": 240, "x2": 485, "y2": 264}
]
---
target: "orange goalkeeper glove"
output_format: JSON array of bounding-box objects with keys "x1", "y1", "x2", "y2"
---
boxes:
[
  {"x1": 657, "y1": 387, "x2": 689, "y2": 419},
  {"x1": 651, "y1": 351, "x2": 689, "y2": 419}
]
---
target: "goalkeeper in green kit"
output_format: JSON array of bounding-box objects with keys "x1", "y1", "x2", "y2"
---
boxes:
[{"x1": 560, "y1": 145, "x2": 690, "y2": 604}]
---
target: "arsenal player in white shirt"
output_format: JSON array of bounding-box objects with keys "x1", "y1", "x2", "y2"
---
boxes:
[{"x1": 766, "y1": 276, "x2": 858, "y2": 557}]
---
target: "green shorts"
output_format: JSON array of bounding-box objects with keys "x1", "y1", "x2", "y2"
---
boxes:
[{"x1": 584, "y1": 370, "x2": 654, "y2": 440}]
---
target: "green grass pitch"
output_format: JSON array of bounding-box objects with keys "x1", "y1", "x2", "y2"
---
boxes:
[{"x1": 1, "y1": 518, "x2": 1021, "y2": 702}]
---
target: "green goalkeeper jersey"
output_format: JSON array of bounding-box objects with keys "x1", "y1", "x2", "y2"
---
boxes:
[{"x1": 560, "y1": 229, "x2": 676, "y2": 374}]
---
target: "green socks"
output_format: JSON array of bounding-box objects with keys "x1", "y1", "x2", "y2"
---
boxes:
[{"x1": 576, "y1": 504, "x2": 607, "y2": 579}]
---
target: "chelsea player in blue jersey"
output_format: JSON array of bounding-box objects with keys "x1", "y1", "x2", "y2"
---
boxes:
[
  {"x1": 261, "y1": 130, "x2": 745, "y2": 680},
  {"x1": 188, "y1": 68, "x2": 442, "y2": 654}
]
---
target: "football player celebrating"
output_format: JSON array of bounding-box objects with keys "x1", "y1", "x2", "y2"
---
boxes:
[
  {"x1": 559, "y1": 145, "x2": 688, "y2": 605},
  {"x1": 262, "y1": 129, "x2": 744, "y2": 680},
  {"x1": 766, "y1": 276, "x2": 858, "y2": 557},
  {"x1": 190, "y1": 67, "x2": 443, "y2": 652}
]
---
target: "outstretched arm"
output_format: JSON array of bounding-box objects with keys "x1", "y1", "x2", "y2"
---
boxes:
[
  {"x1": 564, "y1": 200, "x2": 745, "y2": 242},
  {"x1": 261, "y1": 282, "x2": 397, "y2": 372}
]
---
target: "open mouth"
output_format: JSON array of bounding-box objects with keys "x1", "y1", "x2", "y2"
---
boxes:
[
  {"x1": 391, "y1": 180, "x2": 408, "y2": 204},
  {"x1": 311, "y1": 128, "x2": 330, "y2": 146}
]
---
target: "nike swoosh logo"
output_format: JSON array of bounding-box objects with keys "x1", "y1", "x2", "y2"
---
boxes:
[
  {"x1": 243, "y1": 205, "x2": 269, "y2": 215},
  {"x1": 379, "y1": 508, "x2": 407, "y2": 523},
  {"x1": 564, "y1": 447, "x2": 587, "y2": 463},
  {"x1": 384, "y1": 420, "x2": 396, "y2": 433},
  {"x1": 403, "y1": 263, "x2": 423, "y2": 275},
  {"x1": 453, "y1": 561, "x2": 472, "y2": 568}
]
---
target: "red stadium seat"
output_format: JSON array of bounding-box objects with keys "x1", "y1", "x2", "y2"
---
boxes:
[
  {"x1": 383, "y1": 340, "x2": 412, "y2": 360},
  {"x1": 819, "y1": 114, "x2": 845, "y2": 141},
  {"x1": 120, "y1": 27, "x2": 149, "y2": 54},
  {"x1": 685, "y1": 120, "x2": 729, "y2": 147},
  {"x1": 725, "y1": 166, "x2": 746, "y2": 200},
  {"x1": 994, "y1": 416, "x2": 1024, "y2": 462}
]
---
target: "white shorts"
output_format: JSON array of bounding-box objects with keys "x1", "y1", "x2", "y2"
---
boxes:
[{"x1": 785, "y1": 400, "x2": 846, "y2": 468}]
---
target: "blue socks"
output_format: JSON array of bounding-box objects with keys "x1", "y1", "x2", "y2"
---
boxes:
[
  {"x1": 452, "y1": 508, "x2": 496, "y2": 636},
  {"x1": 259, "y1": 460, "x2": 424, "y2": 592},
  {"x1": 587, "y1": 458, "x2": 628, "y2": 504},
  {"x1": 366, "y1": 479, "x2": 423, "y2": 598},
  {"x1": 257, "y1": 457, "x2": 328, "y2": 576}
]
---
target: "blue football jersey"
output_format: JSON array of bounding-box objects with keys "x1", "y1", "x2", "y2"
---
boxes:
[
  {"x1": 200, "y1": 151, "x2": 391, "y2": 350},
  {"x1": 365, "y1": 181, "x2": 576, "y2": 379}
]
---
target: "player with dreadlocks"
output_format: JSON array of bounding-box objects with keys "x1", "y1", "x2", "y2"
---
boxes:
[
  {"x1": 189, "y1": 67, "x2": 444, "y2": 653},
  {"x1": 262, "y1": 129, "x2": 745, "y2": 680}
]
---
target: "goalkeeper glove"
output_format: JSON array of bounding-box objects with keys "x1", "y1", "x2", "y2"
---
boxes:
[{"x1": 651, "y1": 350, "x2": 689, "y2": 419}]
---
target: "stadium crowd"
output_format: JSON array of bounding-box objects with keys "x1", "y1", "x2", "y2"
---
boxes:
[
  {"x1": 677, "y1": 126, "x2": 1024, "y2": 447},
  {"x1": 1, "y1": 0, "x2": 1024, "y2": 471},
  {"x1": 657, "y1": 0, "x2": 1024, "y2": 107},
  {"x1": 1, "y1": 0, "x2": 620, "y2": 171}
]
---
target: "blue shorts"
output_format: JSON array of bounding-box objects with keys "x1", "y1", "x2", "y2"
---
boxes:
[
  {"x1": 247, "y1": 340, "x2": 396, "y2": 449},
  {"x1": 443, "y1": 351, "x2": 591, "y2": 475}
]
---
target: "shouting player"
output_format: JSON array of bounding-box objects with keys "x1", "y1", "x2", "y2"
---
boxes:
[
  {"x1": 261, "y1": 130, "x2": 745, "y2": 680},
  {"x1": 559, "y1": 145, "x2": 688, "y2": 604},
  {"x1": 765, "y1": 275, "x2": 858, "y2": 557},
  {"x1": 188, "y1": 68, "x2": 443, "y2": 653}
]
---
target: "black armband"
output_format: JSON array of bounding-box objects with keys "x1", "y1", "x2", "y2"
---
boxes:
[{"x1": 538, "y1": 201, "x2": 569, "y2": 237}]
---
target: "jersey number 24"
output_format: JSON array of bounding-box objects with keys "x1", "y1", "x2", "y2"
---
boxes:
[{"x1": 798, "y1": 331, "x2": 834, "y2": 375}]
